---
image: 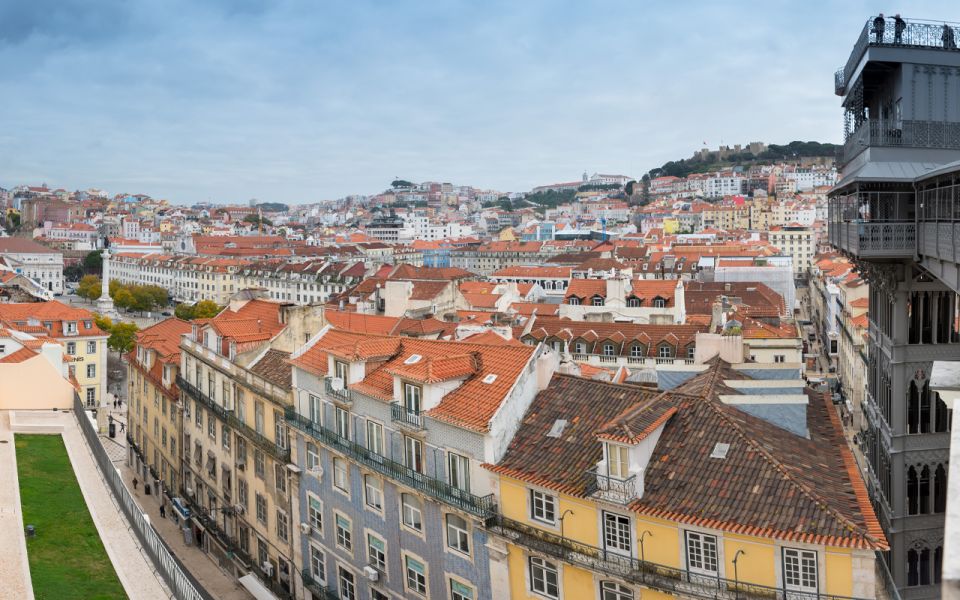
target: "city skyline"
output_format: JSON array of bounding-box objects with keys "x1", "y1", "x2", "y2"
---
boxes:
[{"x1": 1, "y1": 1, "x2": 956, "y2": 203}]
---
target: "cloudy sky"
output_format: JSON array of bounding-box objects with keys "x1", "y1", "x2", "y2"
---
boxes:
[{"x1": 1, "y1": 1, "x2": 956, "y2": 203}]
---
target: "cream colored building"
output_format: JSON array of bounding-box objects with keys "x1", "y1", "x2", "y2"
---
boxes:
[
  {"x1": 768, "y1": 225, "x2": 815, "y2": 276},
  {"x1": 111, "y1": 252, "x2": 249, "y2": 305}
]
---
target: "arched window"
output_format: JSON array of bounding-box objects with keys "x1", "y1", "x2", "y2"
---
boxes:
[
  {"x1": 908, "y1": 549, "x2": 919, "y2": 587},
  {"x1": 935, "y1": 464, "x2": 947, "y2": 513},
  {"x1": 908, "y1": 466, "x2": 919, "y2": 515},
  {"x1": 921, "y1": 382, "x2": 932, "y2": 433},
  {"x1": 626, "y1": 296, "x2": 640, "y2": 308},
  {"x1": 920, "y1": 465, "x2": 931, "y2": 514},
  {"x1": 600, "y1": 580, "x2": 634, "y2": 600},
  {"x1": 935, "y1": 546, "x2": 943, "y2": 584},
  {"x1": 652, "y1": 296, "x2": 666, "y2": 308},
  {"x1": 919, "y1": 547, "x2": 932, "y2": 586}
]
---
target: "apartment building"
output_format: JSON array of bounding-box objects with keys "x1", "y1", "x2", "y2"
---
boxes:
[
  {"x1": 768, "y1": 225, "x2": 815, "y2": 277},
  {"x1": 559, "y1": 278, "x2": 685, "y2": 324},
  {"x1": 111, "y1": 252, "x2": 249, "y2": 305},
  {"x1": 237, "y1": 261, "x2": 366, "y2": 305},
  {"x1": 0, "y1": 237, "x2": 64, "y2": 295},
  {"x1": 286, "y1": 328, "x2": 556, "y2": 600},
  {"x1": 0, "y1": 301, "x2": 107, "y2": 407},
  {"x1": 450, "y1": 241, "x2": 544, "y2": 276},
  {"x1": 486, "y1": 361, "x2": 887, "y2": 600},
  {"x1": 176, "y1": 297, "x2": 325, "y2": 597},
  {"x1": 127, "y1": 318, "x2": 193, "y2": 503}
]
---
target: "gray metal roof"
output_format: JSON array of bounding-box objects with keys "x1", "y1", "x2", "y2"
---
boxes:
[
  {"x1": 836, "y1": 161, "x2": 942, "y2": 187},
  {"x1": 916, "y1": 158, "x2": 960, "y2": 181}
]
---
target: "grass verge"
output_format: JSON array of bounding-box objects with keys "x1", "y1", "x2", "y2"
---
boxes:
[{"x1": 16, "y1": 434, "x2": 127, "y2": 600}]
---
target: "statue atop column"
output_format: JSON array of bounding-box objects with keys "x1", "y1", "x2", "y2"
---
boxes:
[{"x1": 96, "y1": 247, "x2": 118, "y2": 318}]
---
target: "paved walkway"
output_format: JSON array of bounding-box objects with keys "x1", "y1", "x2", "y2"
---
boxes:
[
  {"x1": 8, "y1": 410, "x2": 172, "y2": 600},
  {"x1": 105, "y1": 412, "x2": 252, "y2": 599},
  {"x1": 0, "y1": 412, "x2": 34, "y2": 600}
]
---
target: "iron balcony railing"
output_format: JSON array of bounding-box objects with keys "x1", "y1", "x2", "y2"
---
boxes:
[
  {"x1": 488, "y1": 514, "x2": 875, "y2": 600},
  {"x1": 301, "y1": 573, "x2": 340, "y2": 600},
  {"x1": 324, "y1": 377, "x2": 354, "y2": 405},
  {"x1": 839, "y1": 17, "x2": 960, "y2": 96},
  {"x1": 177, "y1": 375, "x2": 291, "y2": 463},
  {"x1": 828, "y1": 221, "x2": 916, "y2": 258},
  {"x1": 842, "y1": 119, "x2": 960, "y2": 163},
  {"x1": 585, "y1": 468, "x2": 638, "y2": 505},
  {"x1": 390, "y1": 402, "x2": 425, "y2": 430},
  {"x1": 284, "y1": 407, "x2": 496, "y2": 518}
]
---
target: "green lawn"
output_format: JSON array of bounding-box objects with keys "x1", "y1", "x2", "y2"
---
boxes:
[{"x1": 16, "y1": 434, "x2": 127, "y2": 600}]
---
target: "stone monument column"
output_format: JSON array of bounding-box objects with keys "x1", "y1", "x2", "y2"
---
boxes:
[{"x1": 96, "y1": 247, "x2": 118, "y2": 318}]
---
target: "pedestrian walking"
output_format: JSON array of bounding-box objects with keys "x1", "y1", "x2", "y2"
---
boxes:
[
  {"x1": 133, "y1": 477, "x2": 139, "y2": 491},
  {"x1": 160, "y1": 504, "x2": 166, "y2": 519},
  {"x1": 119, "y1": 421, "x2": 125, "y2": 433},
  {"x1": 943, "y1": 24, "x2": 957, "y2": 50},
  {"x1": 893, "y1": 14, "x2": 906, "y2": 44},
  {"x1": 873, "y1": 14, "x2": 885, "y2": 43}
]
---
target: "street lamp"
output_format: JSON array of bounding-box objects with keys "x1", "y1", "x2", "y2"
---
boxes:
[
  {"x1": 558, "y1": 509, "x2": 574, "y2": 539},
  {"x1": 639, "y1": 530, "x2": 653, "y2": 582},
  {"x1": 732, "y1": 549, "x2": 746, "y2": 600}
]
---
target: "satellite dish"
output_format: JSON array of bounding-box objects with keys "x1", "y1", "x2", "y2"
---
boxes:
[{"x1": 330, "y1": 377, "x2": 344, "y2": 391}]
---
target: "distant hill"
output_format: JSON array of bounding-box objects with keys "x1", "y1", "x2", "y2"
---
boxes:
[{"x1": 645, "y1": 141, "x2": 840, "y2": 180}]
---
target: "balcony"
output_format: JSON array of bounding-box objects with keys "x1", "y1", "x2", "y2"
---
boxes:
[
  {"x1": 838, "y1": 17, "x2": 960, "y2": 97},
  {"x1": 177, "y1": 376, "x2": 291, "y2": 463},
  {"x1": 487, "y1": 515, "x2": 875, "y2": 600},
  {"x1": 842, "y1": 119, "x2": 960, "y2": 163},
  {"x1": 829, "y1": 221, "x2": 916, "y2": 258},
  {"x1": 285, "y1": 408, "x2": 496, "y2": 518},
  {"x1": 324, "y1": 377, "x2": 354, "y2": 405},
  {"x1": 301, "y1": 573, "x2": 339, "y2": 600},
  {"x1": 390, "y1": 402, "x2": 425, "y2": 430},
  {"x1": 586, "y1": 468, "x2": 637, "y2": 505}
]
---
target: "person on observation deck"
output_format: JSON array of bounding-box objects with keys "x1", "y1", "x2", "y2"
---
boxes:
[
  {"x1": 873, "y1": 14, "x2": 885, "y2": 43},
  {"x1": 943, "y1": 23, "x2": 957, "y2": 50},
  {"x1": 893, "y1": 14, "x2": 906, "y2": 43}
]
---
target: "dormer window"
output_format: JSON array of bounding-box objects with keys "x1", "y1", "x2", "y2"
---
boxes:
[
  {"x1": 627, "y1": 297, "x2": 641, "y2": 308},
  {"x1": 602, "y1": 343, "x2": 616, "y2": 357},
  {"x1": 653, "y1": 297, "x2": 666, "y2": 308},
  {"x1": 568, "y1": 297, "x2": 581, "y2": 306},
  {"x1": 658, "y1": 345, "x2": 673, "y2": 358},
  {"x1": 630, "y1": 345, "x2": 643, "y2": 358},
  {"x1": 574, "y1": 342, "x2": 586, "y2": 354},
  {"x1": 334, "y1": 360, "x2": 348, "y2": 382},
  {"x1": 403, "y1": 383, "x2": 422, "y2": 415},
  {"x1": 592, "y1": 295, "x2": 605, "y2": 307}
]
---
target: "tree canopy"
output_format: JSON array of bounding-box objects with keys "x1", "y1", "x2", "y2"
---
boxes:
[
  {"x1": 77, "y1": 275, "x2": 102, "y2": 301},
  {"x1": 107, "y1": 322, "x2": 139, "y2": 354},
  {"x1": 391, "y1": 179, "x2": 414, "y2": 189},
  {"x1": 243, "y1": 213, "x2": 273, "y2": 227},
  {"x1": 83, "y1": 250, "x2": 103, "y2": 273},
  {"x1": 175, "y1": 300, "x2": 222, "y2": 320}
]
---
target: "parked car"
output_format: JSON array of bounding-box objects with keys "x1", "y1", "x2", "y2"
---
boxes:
[{"x1": 161, "y1": 311, "x2": 172, "y2": 317}]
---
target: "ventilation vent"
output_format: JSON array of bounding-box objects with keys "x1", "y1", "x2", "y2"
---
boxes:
[
  {"x1": 546, "y1": 419, "x2": 568, "y2": 438},
  {"x1": 710, "y1": 442, "x2": 730, "y2": 459},
  {"x1": 482, "y1": 374, "x2": 498, "y2": 384},
  {"x1": 404, "y1": 354, "x2": 422, "y2": 365}
]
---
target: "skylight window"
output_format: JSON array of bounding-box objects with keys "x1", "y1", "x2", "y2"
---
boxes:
[
  {"x1": 546, "y1": 419, "x2": 567, "y2": 438},
  {"x1": 404, "y1": 354, "x2": 422, "y2": 365},
  {"x1": 482, "y1": 374, "x2": 498, "y2": 384},
  {"x1": 710, "y1": 442, "x2": 730, "y2": 459}
]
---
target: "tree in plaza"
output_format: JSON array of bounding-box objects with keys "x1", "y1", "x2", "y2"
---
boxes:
[
  {"x1": 94, "y1": 314, "x2": 113, "y2": 333},
  {"x1": 108, "y1": 279, "x2": 122, "y2": 298},
  {"x1": 174, "y1": 300, "x2": 222, "y2": 320},
  {"x1": 107, "y1": 322, "x2": 139, "y2": 354},
  {"x1": 130, "y1": 286, "x2": 156, "y2": 313},
  {"x1": 113, "y1": 288, "x2": 135, "y2": 311},
  {"x1": 144, "y1": 285, "x2": 169, "y2": 308},
  {"x1": 76, "y1": 275, "x2": 102, "y2": 301},
  {"x1": 64, "y1": 264, "x2": 85, "y2": 282},
  {"x1": 82, "y1": 250, "x2": 103, "y2": 274}
]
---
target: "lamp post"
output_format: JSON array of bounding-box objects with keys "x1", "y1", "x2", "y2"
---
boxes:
[
  {"x1": 639, "y1": 530, "x2": 653, "y2": 582},
  {"x1": 558, "y1": 509, "x2": 574, "y2": 540},
  {"x1": 732, "y1": 549, "x2": 746, "y2": 600}
]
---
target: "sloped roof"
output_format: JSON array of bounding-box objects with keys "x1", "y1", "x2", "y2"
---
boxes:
[{"x1": 249, "y1": 349, "x2": 293, "y2": 391}]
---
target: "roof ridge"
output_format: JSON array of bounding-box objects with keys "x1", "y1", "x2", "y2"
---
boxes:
[{"x1": 702, "y1": 388, "x2": 877, "y2": 544}]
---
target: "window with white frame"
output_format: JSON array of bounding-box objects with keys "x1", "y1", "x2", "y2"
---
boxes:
[
  {"x1": 276, "y1": 509, "x2": 289, "y2": 542},
  {"x1": 306, "y1": 443, "x2": 320, "y2": 471},
  {"x1": 592, "y1": 295, "x2": 604, "y2": 306},
  {"x1": 255, "y1": 493, "x2": 267, "y2": 525},
  {"x1": 86, "y1": 364, "x2": 96, "y2": 378},
  {"x1": 530, "y1": 489, "x2": 556, "y2": 524},
  {"x1": 529, "y1": 556, "x2": 559, "y2": 598},
  {"x1": 338, "y1": 567, "x2": 356, "y2": 600},
  {"x1": 783, "y1": 548, "x2": 818, "y2": 592},
  {"x1": 308, "y1": 393, "x2": 322, "y2": 425},
  {"x1": 87, "y1": 341, "x2": 96, "y2": 354},
  {"x1": 367, "y1": 533, "x2": 386, "y2": 571},
  {"x1": 448, "y1": 452, "x2": 470, "y2": 492},
  {"x1": 405, "y1": 555, "x2": 427, "y2": 596},
  {"x1": 67, "y1": 342, "x2": 76, "y2": 355},
  {"x1": 630, "y1": 344, "x2": 643, "y2": 358},
  {"x1": 309, "y1": 545, "x2": 325, "y2": 583},
  {"x1": 600, "y1": 581, "x2": 633, "y2": 600},
  {"x1": 568, "y1": 297, "x2": 581, "y2": 306},
  {"x1": 603, "y1": 511, "x2": 632, "y2": 555},
  {"x1": 335, "y1": 513, "x2": 352, "y2": 551},
  {"x1": 366, "y1": 420, "x2": 384, "y2": 455},
  {"x1": 335, "y1": 406, "x2": 350, "y2": 439},
  {"x1": 401, "y1": 493, "x2": 423, "y2": 531},
  {"x1": 685, "y1": 531, "x2": 718, "y2": 574},
  {"x1": 307, "y1": 495, "x2": 322, "y2": 531},
  {"x1": 403, "y1": 383, "x2": 422, "y2": 414},
  {"x1": 334, "y1": 360, "x2": 348, "y2": 383},
  {"x1": 574, "y1": 342, "x2": 586, "y2": 354},
  {"x1": 602, "y1": 343, "x2": 615, "y2": 356},
  {"x1": 450, "y1": 579, "x2": 475, "y2": 600},
  {"x1": 364, "y1": 475, "x2": 383, "y2": 511},
  {"x1": 607, "y1": 443, "x2": 630, "y2": 479},
  {"x1": 333, "y1": 457, "x2": 348, "y2": 493},
  {"x1": 653, "y1": 297, "x2": 666, "y2": 308},
  {"x1": 404, "y1": 436, "x2": 424, "y2": 473},
  {"x1": 658, "y1": 345, "x2": 672, "y2": 358},
  {"x1": 446, "y1": 513, "x2": 470, "y2": 554}
]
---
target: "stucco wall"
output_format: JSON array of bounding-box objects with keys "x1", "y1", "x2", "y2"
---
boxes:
[{"x1": 0, "y1": 355, "x2": 75, "y2": 410}]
